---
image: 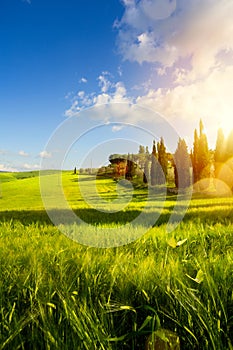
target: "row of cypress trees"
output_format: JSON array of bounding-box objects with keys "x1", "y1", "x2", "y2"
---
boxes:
[{"x1": 124, "y1": 119, "x2": 233, "y2": 189}]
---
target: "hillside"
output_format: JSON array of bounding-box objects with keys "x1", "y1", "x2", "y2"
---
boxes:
[{"x1": 0, "y1": 171, "x2": 233, "y2": 349}]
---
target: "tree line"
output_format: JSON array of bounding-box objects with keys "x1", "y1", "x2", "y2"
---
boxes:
[{"x1": 105, "y1": 120, "x2": 233, "y2": 191}]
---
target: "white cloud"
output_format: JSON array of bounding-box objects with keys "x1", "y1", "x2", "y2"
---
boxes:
[
  {"x1": 135, "y1": 64, "x2": 233, "y2": 147},
  {"x1": 112, "y1": 124, "x2": 124, "y2": 132},
  {"x1": 132, "y1": 79, "x2": 152, "y2": 92},
  {"x1": 39, "y1": 151, "x2": 52, "y2": 159},
  {"x1": 64, "y1": 3, "x2": 233, "y2": 153},
  {"x1": 65, "y1": 91, "x2": 94, "y2": 117},
  {"x1": 107, "y1": 0, "x2": 233, "y2": 148},
  {"x1": 77, "y1": 91, "x2": 85, "y2": 98},
  {"x1": 112, "y1": 82, "x2": 127, "y2": 102},
  {"x1": 65, "y1": 100, "x2": 81, "y2": 117},
  {"x1": 117, "y1": 66, "x2": 123, "y2": 77},
  {"x1": 23, "y1": 163, "x2": 40, "y2": 170},
  {"x1": 116, "y1": 0, "x2": 233, "y2": 81},
  {"x1": 93, "y1": 93, "x2": 111, "y2": 105},
  {"x1": 19, "y1": 150, "x2": 29, "y2": 157},
  {"x1": 98, "y1": 72, "x2": 112, "y2": 93},
  {"x1": 65, "y1": 79, "x2": 132, "y2": 118},
  {"x1": 65, "y1": 91, "x2": 74, "y2": 99},
  {"x1": 0, "y1": 164, "x2": 17, "y2": 172},
  {"x1": 141, "y1": 0, "x2": 176, "y2": 21},
  {"x1": 79, "y1": 77, "x2": 87, "y2": 83},
  {"x1": 116, "y1": 0, "x2": 176, "y2": 31},
  {"x1": 121, "y1": 0, "x2": 135, "y2": 6}
]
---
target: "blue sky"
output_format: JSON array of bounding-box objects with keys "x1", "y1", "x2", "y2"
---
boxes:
[{"x1": 1, "y1": 0, "x2": 233, "y2": 171}]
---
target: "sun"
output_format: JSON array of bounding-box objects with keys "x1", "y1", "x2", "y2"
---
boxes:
[{"x1": 218, "y1": 114, "x2": 233, "y2": 137}]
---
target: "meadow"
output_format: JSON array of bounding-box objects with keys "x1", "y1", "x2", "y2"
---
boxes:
[{"x1": 0, "y1": 171, "x2": 233, "y2": 349}]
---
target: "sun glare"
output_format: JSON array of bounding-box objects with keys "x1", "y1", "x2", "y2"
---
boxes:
[{"x1": 219, "y1": 114, "x2": 233, "y2": 137}]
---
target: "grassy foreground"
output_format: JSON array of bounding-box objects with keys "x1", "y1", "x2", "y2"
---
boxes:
[{"x1": 0, "y1": 171, "x2": 233, "y2": 349}]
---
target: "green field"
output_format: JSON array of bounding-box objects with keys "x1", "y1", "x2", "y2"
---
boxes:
[{"x1": 0, "y1": 171, "x2": 233, "y2": 349}]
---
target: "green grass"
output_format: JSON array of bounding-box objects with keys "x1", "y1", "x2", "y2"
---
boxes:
[{"x1": 0, "y1": 171, "x2": 233, "y2": 349}]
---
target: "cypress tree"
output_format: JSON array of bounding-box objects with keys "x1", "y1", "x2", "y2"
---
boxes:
[
  {"x1": 138, "y1": 145, "x2": 145, "y2": 154},
  {"x1": 215, "y1": 128, "x2": 226, "y2": 163},
  {"x1": 214, "y1": 128, "x2": 226, "y2": 179},
  {"x1": 198, "y1": 120, "x2": 210, "y2": 179},
  {"x1": 225, "y1": 130, "x2": 233, "y2": 190},
  {"x1": 192, "y1": 128, "x2": 199, "y2": 182},
  {"x1": 143, "y1": 146, "x2": 150, "y2": 184},
  {"x1": 226, "y1": 129, "x2": 233, "y2": 160},
  {"x1": 150, "y1": 140, "x2": 157, "y2": 186},
  {"x1": 143, "y1": 159, "x2": 149, "y2": 184},
  {"x1": 199, "y1": 119, "x2": 204, "y2": 136},
  {"x1": 192, "y1": 120, "x2": 210, "y2": 182},
  {"x1": 157, "y1": 137, "x2": 167, "y2": 185},
  {"x1": 138, "y1": 145, "x2": 146, "y2": 171},
  {"x1": 174, "y1": 138, "x2": 191, "y2": 188}
]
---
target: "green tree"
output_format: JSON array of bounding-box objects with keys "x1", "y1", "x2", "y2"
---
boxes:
[
  {"x1": 192, "y1": 119, "x2": 211, "y2": 182},
  {"x1": 214, "y1": 128, "x2": 226, "y2": 163},
  {"x1": 214, "y1": 128, "x2": 226, "y2": 179},
  {"x1": 226, "y1": 129, "x2": 233, "y2": 160},
  {"x1": 174, "y1": 138, "x2": 191, "y2": 188},
  {"x1": 138, "y1": 145, "x2": 145, "y2": 154},
  {"x1": 143, "y1": 157, "x2": 150, "y2": 184},
  {"x1": 192, "y1": 128, "x2": 199, "y2": 183},
  {"x1": 138, "y1": 145, "x2": 146, "y2": 170},
  {"x1": 199, "y1": 120, "x2": 211, "y2": 179},
  {"x1": 150, "y1": 140, "x2": 157, "y2": 186},
  {"x1": 157, "y1": 137, "x2": 167, "y2": 185}
]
